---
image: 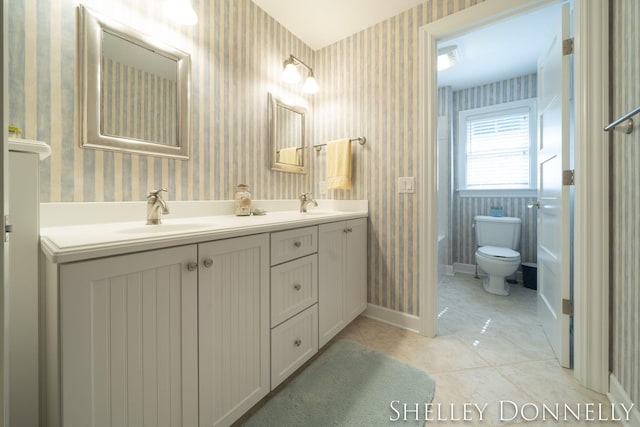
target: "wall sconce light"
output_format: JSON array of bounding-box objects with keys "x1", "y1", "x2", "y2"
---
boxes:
[
  {"x1": 281, "y1": 54, "x2": 319, "y2": 94},
  {"x1": 163, "y1": 0, "x2": 198, "y2": 26},
  {"x1": 437, "y1": 45, "x2": 458, "y2": 71}
]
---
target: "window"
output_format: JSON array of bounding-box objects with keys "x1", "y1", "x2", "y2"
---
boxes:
[{"x1": 457, "y1": 99, "x2": 537, "y2": 196}]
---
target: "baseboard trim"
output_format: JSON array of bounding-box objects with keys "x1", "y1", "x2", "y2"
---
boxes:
[
  {"x1": 453, "y1": 262, "x2": 480, "y2": 276},
  {"x1": 362, "y1": 304, "x2": 421, "y2": 334},
  {"x1": 608, "y1": 374, "x2": 640, "y2": 427},
  {"x1": 444, "y1": 265, "x2": 454, "y2": 276}
]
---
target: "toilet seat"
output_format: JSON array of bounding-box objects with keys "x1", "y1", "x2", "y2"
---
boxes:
[{"x1": 477, "y1": 246, "x2": 520, "y2": 261}]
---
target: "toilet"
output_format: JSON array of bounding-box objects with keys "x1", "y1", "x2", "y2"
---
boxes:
[{"x1": 474, "y1": 215, "x2": 522, "y2": 296}]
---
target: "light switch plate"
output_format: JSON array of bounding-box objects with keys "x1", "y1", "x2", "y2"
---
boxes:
[{"x1": 398, "y1": 177, "x2": 415, "y2": 194}]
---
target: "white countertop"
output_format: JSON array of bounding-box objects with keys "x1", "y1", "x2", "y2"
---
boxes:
[{"x1": 40, "y1": 200, "x2": 368, "y2": 263}]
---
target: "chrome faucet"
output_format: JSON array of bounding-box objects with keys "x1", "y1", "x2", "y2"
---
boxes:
[
  {"x1": 299, "y1": 192, "x2": 318, "y2": 213},
  {"x1": 147, "y1": 189, "x2": 170, "y2": 225}
]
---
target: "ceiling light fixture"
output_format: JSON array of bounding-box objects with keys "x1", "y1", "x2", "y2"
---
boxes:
[
  {"x1": 163, "y1": 0, "x2": 198, "y2": 26},
  {"x1": 437, "y1": 45, "x2": 458, "y2": 71},
  {"x1": 281, "y1": 54, "x2": 319, "y2": 94}
]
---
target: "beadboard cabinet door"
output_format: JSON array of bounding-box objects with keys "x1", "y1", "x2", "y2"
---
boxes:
[
  {"x1": 318, "y1": 218, "x2": 367, "y2": 347},
  {"x1": 59, "y1": 245, "x2": 199, "y2": 427},
  {"x1": 198, "y1": 234, "x2": 270, "y2": 427},
  {"x1": 344, "y1": 218, "x2": 368, "y2": 323}
]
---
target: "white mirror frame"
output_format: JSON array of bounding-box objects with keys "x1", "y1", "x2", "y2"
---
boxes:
[{"x1": 78, "y1": 5, "x2": 191, "y2": 159}]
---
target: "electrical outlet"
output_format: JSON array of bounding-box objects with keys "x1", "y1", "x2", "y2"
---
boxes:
[
  {"x1": 319, "y1": 181, "x2": 327, "y2": 196},
  {"x1": 405, "y1": 176, "x2": 415, "y2": 193}
]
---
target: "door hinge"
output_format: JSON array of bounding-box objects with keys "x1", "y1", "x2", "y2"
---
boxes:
[
  {"x1": 3, "y1": 215, "x2": 13, "y2": 243},
  {"x1": 562, "y1": 298, "x2": 574, "y2": 316},
  {"x1": 563, "y1": 38, "x2": 574, "y2": 55},
  {"x1": 563, "y1": 169, "x2": 575, "y2": 186}
]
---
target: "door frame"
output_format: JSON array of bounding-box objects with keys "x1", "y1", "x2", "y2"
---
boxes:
[
  {"x1": 418, "y1": 0, "x2": 610, "y2": 393},
  {"x1": 1, "y1": 0, "x2": 8, "y2": 422}
]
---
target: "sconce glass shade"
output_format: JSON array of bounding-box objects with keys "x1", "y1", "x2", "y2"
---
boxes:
[
  {"x1": 164, "y1": 0, "x2": 198, "y2": 26},
  {"x1": 281, "y1": 62, "x2": 302, "y2": 83},
  {"x1": 303, "y1": 74, "x2": 319, "y2": 94}
]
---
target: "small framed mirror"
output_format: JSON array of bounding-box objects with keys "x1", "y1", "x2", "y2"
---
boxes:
[
  {"x1": 268, "y1": 93, "x2": 307, "y2": 174},
  {"x1": 78, "y1": 5, "x2": 191, "y2": 158}
]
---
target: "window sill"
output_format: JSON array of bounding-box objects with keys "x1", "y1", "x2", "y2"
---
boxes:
[{"x1": 457, "y1": 189, "x2": 537, "y2": 198}]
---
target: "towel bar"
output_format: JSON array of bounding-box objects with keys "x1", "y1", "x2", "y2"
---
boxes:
[
  {"x1": 314, "y1": 137, "x2": 366, "y2": 152},
  {"x1": 604, "y1": 105, "x2": 640, "y2": 134}
]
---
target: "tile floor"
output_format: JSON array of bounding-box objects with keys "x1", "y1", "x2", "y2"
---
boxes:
[{"x1": 336, "y1": 274, "x2": 621, "y2": 426}]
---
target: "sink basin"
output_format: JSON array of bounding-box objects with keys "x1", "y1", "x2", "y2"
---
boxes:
[
  {"x1": 299, "y1": 210, "x2": 334, "y2": 216},
  {"x1": 118, "y1": 222, "x2": 214, "y2": 234}
]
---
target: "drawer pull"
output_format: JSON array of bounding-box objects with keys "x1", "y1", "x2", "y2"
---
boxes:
[
  {"x1": 293, "y1": 240, "x2": 302, "y2": 248},
  {"x1": 293, "y1": 283, "x2": 302, "y2": 291},
  {"x1": 186, "y1": 262, "x2": 198, "y2": 272},
  {"x1": 294, "y1": 338, "x2": 302, "y2": 347},
  {"x1": 202, "y1": 258, "x2": 213, "y2": 268}
]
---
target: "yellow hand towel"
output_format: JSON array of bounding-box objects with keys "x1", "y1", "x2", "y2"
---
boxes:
[
  {"x1": 326, "y1": 138, "x2": 352, "y2": 190},
  {"x1": 279, "y1": 147, "x2": 299, "y2": 165}
]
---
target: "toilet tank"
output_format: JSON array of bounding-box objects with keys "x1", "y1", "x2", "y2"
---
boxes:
[{"x1": 474, "y1": 216, "x2": 522, "y2": 249}]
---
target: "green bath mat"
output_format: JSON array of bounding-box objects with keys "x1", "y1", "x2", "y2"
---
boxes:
[{"x1": 241, "y1": 339, "x2": 435, "y2": 426}]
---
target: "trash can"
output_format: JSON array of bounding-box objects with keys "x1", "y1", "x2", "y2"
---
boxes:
[{"x1": 522, "y1": 262, "x2": 537, "y2": 290}]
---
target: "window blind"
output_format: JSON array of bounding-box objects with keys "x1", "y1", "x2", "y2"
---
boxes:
[{"x1": 465, "y1": 112, "x2": 531, "y2": 188}]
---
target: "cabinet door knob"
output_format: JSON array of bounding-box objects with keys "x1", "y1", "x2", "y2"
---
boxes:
[
  {"x1": 347, "y1": 227, "x2": 353, "y2": 233},
  {"x1": 343, "y1": 229, "x2": 349, "y2": 233},
  {"x1": 293, "y1": 283, "x2": 302, "y2": 291},
  {"x1": 186, "y1": 262, "x2": 198, "y2": 271},
  {"x1": 294, "y1": 338, "x2": 302, "y2": 347},
  {"x1": 203, "y1": 258, "x2": 213, "y2": 268},
  {"x1": 293, "y1": 240, "x2": 302, "y2": 248}
]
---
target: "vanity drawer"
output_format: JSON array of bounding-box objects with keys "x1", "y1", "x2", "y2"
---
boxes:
[
  {"x1": 271, "y1": 254, "x2": 318, "y2": 327},
  {"x1": 270, "y1": 304, "x2": 318, "y2": 390},
  {"x1": 270, "y1": 226, "x2": 318, "y2": 265}
]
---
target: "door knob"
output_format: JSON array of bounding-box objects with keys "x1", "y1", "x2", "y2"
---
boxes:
[
  {"x1": 186, "y1": 262, "x2": 198, "y2": 271},
  {"x1": 293, "y1": 240, "x2": 302, "y2": 248},
  {"x1": 293, "y1": 283, "x2": 302, "y2": 291},
  {"x1": 202, "y1": 258, "x2": 213, "y2": 268},
  {"x1": 527, "y1": 200, "x2": 541, "y2": 209}
]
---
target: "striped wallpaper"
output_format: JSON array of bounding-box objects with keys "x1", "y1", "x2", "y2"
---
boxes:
[
  {"x1": 103, "y1": 58, "x2": 177, "y2": 146},
  {"x1": 312, "y1": 0, "x2": 482, "y2": 315},
  {"x1": 611, "y1": 0, "x2": 640, "y2": 410},
  {"x1": 10, "y1": 0, "x2": 486, "y2": 317},
  {"x1": 451, "y1": 74, "x2": 538, "y2": 265},
  {"x1": 8, "y1": 0, "x2": 315, "y2": 202}
]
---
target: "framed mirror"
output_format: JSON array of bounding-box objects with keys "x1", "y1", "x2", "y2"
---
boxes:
[
  {"x1": 78, "y1": 5, "x2": 191, "y2": 159},
  {"x1": 268, "y1": 93, "x2": 307, "y2": 174}
]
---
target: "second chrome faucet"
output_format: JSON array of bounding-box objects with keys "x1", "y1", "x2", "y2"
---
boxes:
[
  {"x1": 147, "y1": 189, "x2": 170, "y2": 224},
  {"x1": 299, "y1": 192, "x2": 318, "y2": 213}
]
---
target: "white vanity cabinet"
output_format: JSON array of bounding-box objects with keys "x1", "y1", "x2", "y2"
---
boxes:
[
  {"x1": 55, "y1": 245, "x2": 199, "y2": 427},
  {"x1": 40, "y1": 206, "x2": 368, "y2": 427},
  {"x1": 198, "y1": 234, "x2": 270, "y2": 427},
  {"x1": 318, "y1": 218, "x2": 368, "y2": 348}
]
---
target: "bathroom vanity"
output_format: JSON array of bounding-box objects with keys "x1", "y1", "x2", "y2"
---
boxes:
[{"x1": 39, "y1": 201, "x2": 367, "y2": 427}]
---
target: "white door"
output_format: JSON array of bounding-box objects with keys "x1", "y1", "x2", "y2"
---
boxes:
[
  {"x1": 59, "y1": 246, "x2": 199, "y2": 426},
  {"x1": 198, "y1": 234, "x2": 270, "y2": 427},
  {"x1": 318, "y1": 221, "x2": 346, "y2": 347},
  {"x1": 536, "y1": 3, "x2": 571, "y2": 368},
  {"x1": 344, "y1": 218, "x2": 367, "y2": 324}
]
